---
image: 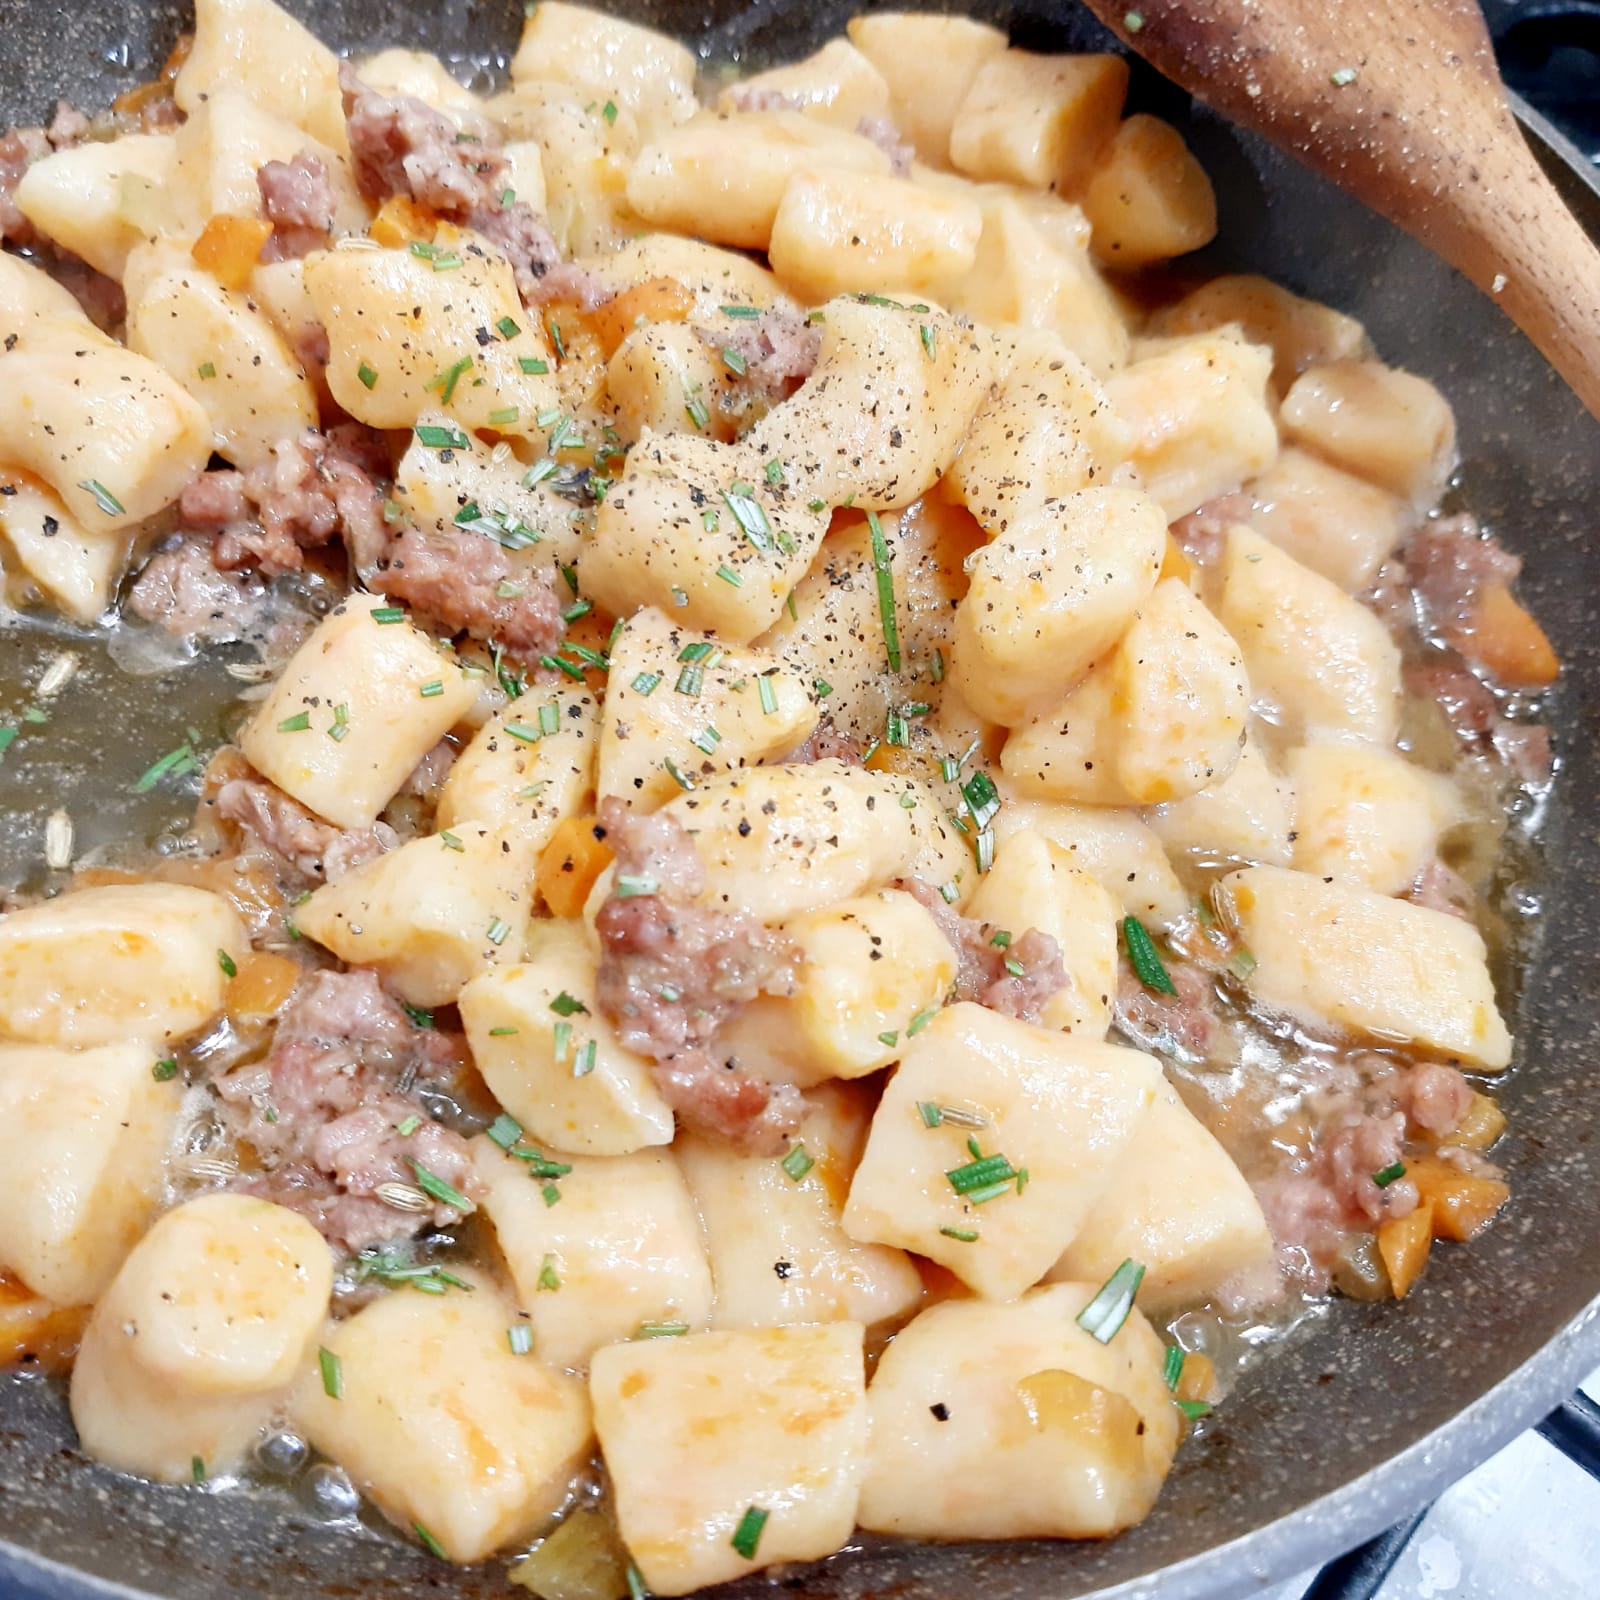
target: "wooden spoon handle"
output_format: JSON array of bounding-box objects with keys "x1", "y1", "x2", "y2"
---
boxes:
[{"x1": 1084, "y1": 0, "x2": 1600, "y2": 420}]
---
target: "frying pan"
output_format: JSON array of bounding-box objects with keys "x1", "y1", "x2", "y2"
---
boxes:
[{"x1": 4, "y1": 3, "x2": 1600, "y2": 1596}]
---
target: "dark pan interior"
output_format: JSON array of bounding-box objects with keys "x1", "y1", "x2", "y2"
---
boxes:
[{"x1": 5, "y1": 4, "x2": 1600, "y2": 1597}]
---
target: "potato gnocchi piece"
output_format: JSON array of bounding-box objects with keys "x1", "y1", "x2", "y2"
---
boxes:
[
  {"x1": 845, "y1": 12, "x2": 1008, "y2": 165},
  {"x1": 577, "y1": 234, "x2": 791, "y2": 322},
  {"x1": 627, "y1": 111, "x2": 892, "y2": 252},
  {"x1": 1280, "y1": 359, "x2": 1456, "y2": 508},
  {"x1": 1081, "y1": 115, "x2": 1218, "y2": 268},
  {"x1": 485, "y1": 83, "x2": 636, "y2": 256},
  {"x1": 175, "y1": 0, "x2": 349, "y2": 152},
  {"x1": 993, "y1": 796, "x2": 1189, "y2": 927},
  {"x1": 304, "y1": 243, "x2": 559, "y2": 434},
  {"x1": 459, "y1": 929, "x2": 675, "y2": 1156},
  {"x1": 474, "y1": 1140, "x2": 712, "y2": 1367},
  {"x1": 598, "y1": 608, "x2": 819, "y2": 810},
  {"x1": 964, "y1": 830, "x2": 1120, "y2": 1036},
  {"x1": 858, "y1": 1283, "x2": 1179, "y2": 1540},
  {"x1": 679, "y1": 1082, "x2": 924, "y2": 1330},
  {"x1": 0, "y1": 317, "x2": 213, "y2": 533},
  {"x1": 946, "y1": 336, "x2": 1132, "y2": 535},
  {"x1": 714, "y1": 39, "x2": 891, "y2": 129},
  {"x1": 356, "y1": 47, "x2": 485, "y2": 115},
  {"x1": 171, "y1": 91, "x2": 364, "y2": 233},
  {"x1": 606, "y1": 321, "x2": 744, "y2": 444},
  {"x1": 590, "y1": 1322, "x2": 868, "y2": 1595},
  {"x1": 70, "y1": 1196, "x2": 332, "y2": 1482},
  {"x1": 1145, "y1": 735, "x2": 1296, "y2": 869},
  {"x1": 391, "y1": 414, "x2": 583, "y2": 582},
  {"x1": 437, "y1": 687, "x2": 598, "y2": 869},
  {"x1": 1218, "y1": 865, "x2": 1512, "y2": 1070},
  {"x1": 949, "y1": 50, "x2": 1128, "y2": 193},
  {"x1": 0, "y1": 883, "x2": 244, "y2": 1049},
  {"x1": 949, "y1": 189, "x2": 1130, "y2": 377},
  {"x1": 768, "y1": 168, "x2": 984, "y2": 305},
  {"x1": 952, "y1": 486, "x2": 1166, "y2": 727},
  {"x1": 1106, "y1": 329, "x2": 1277, "y2": 519},
  {"x1": 1050, "y1": 1080, "x2": 1275, "y2": 1312},
  {"x1": 510, "y1": 1, "x2": 699, "y2": 136},
  {"x1": 1243, "y1": 446, "x2": 1410, "y2": 593},
  {"x1": 1148, "y1": 274, "x2": 1368, "y2": 397},
  {"x1": 0, "y1": 252, "x2": 86, "y2": 337},
  {"x1": 582, "y1": 432, "x2": 829, "y2": 645},
  {"x1": 664, "y1": 760, "x2": 969, "y2": 923},
  {"x1": 0, "y1": 468, "x2": 129, "y2": 625},
  {"x1": 1002, "y1": 578, "x2": 1249, "y2": 806},
  {"x1": 0, "y1": 1041, "x2": 179, "y2": 1305},
  {"x1": 239, "y1": 592, "x2": 480, "y2": 829},
  {"x1": 745, "y1": 296, "x2": 997, "y2": 513},
  {"x1": 12, "y1": 133, "x2": 179, "y2": 279},
  {"x1": 1285, "y1": 743, "x2": 1461, "y2": 895},
  {"x1": 775, "y1": 890, "x2": 959, "y2": 1081},
  {"x1": 842, "y1": 1003, "x2": 1162, "y2": 1298},
  {"x1": 1217, "y1": 526, "x2": 1402, "y2": 746},
  {"x1": 127, "y1": 265, "x2": 318, "y2": 470},
  {"x1": 294, "y1": 822, "x2": 531, "y2": 1007},
  {"x1": 294, "y1": 1271, "x2": 592, "y2": 1563}
]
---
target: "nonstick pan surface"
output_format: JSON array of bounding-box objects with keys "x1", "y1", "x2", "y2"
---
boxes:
[{"x1": 3, "y1": 4, "x2": 1600, "y2": 1597}]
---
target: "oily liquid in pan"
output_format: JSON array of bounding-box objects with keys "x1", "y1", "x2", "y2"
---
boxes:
[{"x1": 0, "y1": 2, "x2": 1567, "y2": 1596}]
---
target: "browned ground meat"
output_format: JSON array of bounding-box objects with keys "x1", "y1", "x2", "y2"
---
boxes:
[
  {"x1": 126, "y1": 535, "x2": 270, "y2": 642},
  {"x1": 0, "y1": 126, "x2": 49, "y2": 245},
  {"x1": 1113, "y1": 957, "x2": 1221, "y2": 1062},
  {"x1": 340, "y1": 63, "x2": 561, "y2": 299},
  {"x1": 369, "y1": 524, "x2": 565, "y2": 656},
  {"x1": 1253, "y1": 1052, "x2": 1476, "y2": 1293},
  {"x1": 592, "y1": 797, "x2": 803, "y2": 1152},
  {"x1": 257, "y1": 149, "x2": 336, "y2": 261},
  {"x1": 180, "y1": 428, "x2": 388, "y2": 578},
  {"x1": 524, "y1": 259, "x2": 616, "y2": 310},
  {"x1": 723, "y1": 86, "x2": 801, "y2": 114},
  {"x1": 1406, "y1": 514, "x2": 1521, "y2": 637},
  {"x1": 216, "y1": 968, "x2": 479, "y2": 1253},
  {"x1": 214, "y1": 776, "x2": 397, "y2": 888},
  {"x1": 855, "y1": 114, "x2": 914, "y2": 176},
  {"x1": 46, "y1": 101, "x2": 89, "y2": 147},
  {"x1": 700, "y1": 308, "x2": 823, "y2": 395},
  {"x1": 784, "y1": 718, "x2": 867, "y2": 765},
  {"x1": 900, "y1": 877, "x2": 1068, "y2": 1024},
  {"x1": 1405, "y1": 656, "x2": 1553, "y2": 787},
  {"x1": 1406, "y1": 858, "x2": 1475, "y2": 919},
  {"x1": 1169, "y1": 491, "x2": 1253, "y2": 567}
]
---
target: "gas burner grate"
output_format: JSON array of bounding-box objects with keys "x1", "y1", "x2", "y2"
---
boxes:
[{"x1": 1303, "y1": 1392, "x2": 1600, "y2": 1599}]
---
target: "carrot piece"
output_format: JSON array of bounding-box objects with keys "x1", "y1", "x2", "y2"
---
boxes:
[
  {"x1": 1408, "y1": 1157, "x2": 1511, "y2": 1242},
  {"x1": 590, "y1": 276, "x2": 697, "y2": 358},
  {"x1": 1176, "y1": 1352, "x2": 1217, "y2": 1404},
  {"x1": 228, "y1": 950, "x2": 302, "y2": 1020},
  {"x1": 1451, "y1": 1091, "x2": 1507, "y2": 1151},
  {"x1": 1159, "y1": 532, "x2": 1194, "y2": 586},
  {"x1": 0, "y1": 1272, "x2": 87, "y2": 1373},
  {"x1": 536, "y1": 815, "x2": 614, "y2": 918},
  {"x1": 368, "y1": 194, "x2": 437, "y2": 248},
  {"x1": 1456, "y1": 582, "x2": 1559, "y2": 689},
  {"x1": 191, "y1": 213, "x2": 273, "y2": 289},
  {"x1": 1378, "y1": 1201, "x2": 1434, "y2": 1298}
]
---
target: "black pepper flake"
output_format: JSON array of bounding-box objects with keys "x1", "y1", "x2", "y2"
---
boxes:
[
  {"x1": 930, "y1": 1402, "x2": 950, "y2": 1421},
  {"x1": 773, "y1": 1261, "x2": 792, "y2": 1279}
]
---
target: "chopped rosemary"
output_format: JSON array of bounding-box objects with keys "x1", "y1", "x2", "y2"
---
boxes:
[
  {"x1": 867, "y1": 510, "x2": 901, "y2": 671},
  {"x1": 1076, "y1": 1258, "x2": 1146, "y2": 1344},
  {"x1": 731, "y1": 1505, "x2": 769, "y2": 1562},
  {"x1": 410, "y1": 1159, "x2": 471, "y2": 1211},
  {"x1": 1122, "y1": 915, "x2": 1177, "y2": 996},
  {"x1": 318, "y1": 1346, "x2": 343, "y2": 1400}
]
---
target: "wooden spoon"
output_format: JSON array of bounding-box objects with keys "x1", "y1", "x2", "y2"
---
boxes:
[{"x1": 1080, "y1": 0, "x2": 1600, "y2": 421}]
